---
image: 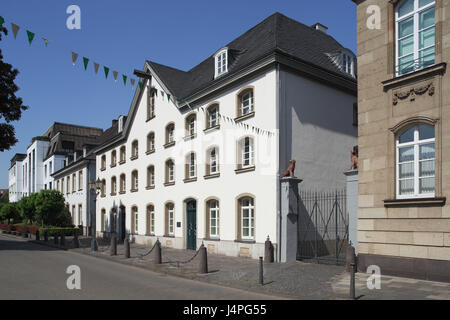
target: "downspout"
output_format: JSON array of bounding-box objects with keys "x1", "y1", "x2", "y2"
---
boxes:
[{"x1": 276, "y1": 63, "x2": 282, "y2": 262}]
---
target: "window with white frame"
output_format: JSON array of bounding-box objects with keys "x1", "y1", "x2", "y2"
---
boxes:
[
  {"x1": 215, "y1": 49, "x2": 228, "y2": 78},
  {"x1": 131, "y1": 140, "x2": 139, "y2": 159},
  {"x1": 111, "y1": 176, "x2": 117, "y2": 195},
  {"x1": 342, "y1": 52, "x2": 355, "y2": 76},
  {"x1": 240, "y1": 137, "x2": 255, "y2": 169},
  {"x1": 186, "y1": 152, "x2": 196, "y2": 179},
  {"x1": 131, "y1": 170, "x2": 138, "y2": 191},
  {"x1": 78, "y1": 171, "x2": 83, "y2": 190},
  {"x1": 209, "y1": 148, "x2": 219, "y2": 175},
  {"x1": 147, "y1": 132, "x2": 155, "y2": 152},
  {"x1": 147, "y1": 205, "x2": 155, "y2": 235},
  {"x1": 396, "y1": 0, "x2": 435, "y2": 76},
  {"x1": 120, "y1": 146, "x2": 126, "y2": 163},
  {"x1": 239, "y1": 89, "x2": 254, "y2": 116},
  {"x1": 166, "y1": 159, "x2": 175, "y2": 183},
  {"x1": 240, "y1": 197, "x2": 254, "y2": 240},
  {"x1": 166, "y1": 123, "x2": 175, "y2": 144},
  {"x1": 207, "y1": 104, "x2": 219, "y2": 128},
  {"x1": 111, "y1": 150, "x2": 117, "y2": 166},
  {"x1": 120, "y1": 174, "x2": 126, "y2": 193},
  {"x1": 396, "y1": 124, "x2": 435, "y2": 198},
  {"x1": 132, "y1": 206, "x2": 138, "y2": 234},
  {"x1": 166, "y1": 203, "x2": 174, "y2": 235},
  {"x1": 147, "y1": 165, "x2": 155, "y2": 188},
  {"x1": 209, "y1": 200, "x2": 219, "y2": 238},
  {"x1": 147, "y1": 86, "x2": 156, "y2": 119}
]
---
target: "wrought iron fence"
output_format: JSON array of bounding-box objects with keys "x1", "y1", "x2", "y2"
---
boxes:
[{"x1": 297, "y1": 190, "x2": 348, "y2": 265}]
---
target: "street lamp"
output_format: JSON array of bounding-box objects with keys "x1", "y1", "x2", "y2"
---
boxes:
[{"x1": 89, "y1": 178, "x2": 102, "y2": 252}]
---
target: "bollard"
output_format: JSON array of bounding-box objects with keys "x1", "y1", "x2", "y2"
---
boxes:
[
  {"x1": 346, "y1": 245, "x2": 356, "y2": 272},
  {"x1": 110, "y1": 234, "x2": 117, "y2": 256},
  {"x1": 60, "y1": 233, "x2": 66, "y2": 247},
  {"x1": 259, "y1": 257, "x2": 264, "y2": 285},
  {"x1": 264, "y1": 236, "x2": 274, "y2": 263},
  {"x1": 154, "y1": 240, "x2": 162, "y2": 264},
  {"x1": 350, "y1": 263, "x2": 356, "y2": 300},
  {"x1": 198, "y1": 244, "x2": 208, "y2": 274},
  {"x1": 124, "y1": 238, "x2": 130, "y2": 258},
  {"x1": 23, "y1": 232, "x2": 28, "y2": 238},
  {"x1": 44, "y1": 231, "x2": 48, "y2": 242},
  {"x1": 73, "y1": 229, "x2": 80, "y2": 248},
  {"x1": 35, "y1": 230, "x2": 40, "y2": 241},
  {"x1": 54, "y1": 234, "x2": 59, "y2": 245}
]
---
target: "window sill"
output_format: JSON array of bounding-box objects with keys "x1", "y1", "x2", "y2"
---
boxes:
[
  {"x1": 119, "y1": 160, "x2": 126, "y2": 165},
  {"x1": 382, "y1": 63, "x2": 447, "y2": 91},
  {"x1": 110, "y1": 193, "x2": 117, "y2": 196},
  {"x1": 145, "y1": 233, "x2": 155, "y2": 237},
  {"x1": 235, "y1": 166, "x2": 256, "y2": 174},
  {"x1": 184, "y1": 134, "x2": 197, "y2": 141},
  {"x1": 183, "y1": 177, "x2": 197, "y2": 183},
  {"x1": 100, "y1": 168, "x2": 106, "y2": 172},
  {"x1": 100, "y1": 195, "x2": 106, "y2": 198},
  {"x1": 164, "y1": 141, "x2": 176, "y2": 149},
  {"x1": 235, "y1": 112, "x2": 255, "y2": 122},
  {"x1": 130, "y1": 189, "x2": 138, "y2": 193},
  {"x1": 146, "y1": 186, "x2": 155, "y2": 190},
  {"x1": 164, "y1": 182, "x2": 175, "y2": 187},
  {"x1": 110, "y1": 164, "x2": 117, "y2": 168},
  {"x1": 384, "y1": 197, "x2": 446, "y2": 208},
  {"x1": 204, "y1": 125, "x2": 220, "y2": 133},
  {"x1": 164, "y1": 235, "x2": 175, "y2": 238},
  {"x1": 119, "y1": 191, "x2": 126, "y2": 195},
  {"x1": 146, "y1": 116, "x2": 156, "y2": 122},
  {"x1": 203, "y1": 237, "x2": 220, "y2": 242},
  {"x1": 204, "y1": 173, "x2": 220, "y2": 180},
  {"x1": 146, "y1": 150, "x2": 155, "y2": 155},
  {"x1": 234, "y1": 239, "x2": 256, "y2": 244},
  {"x1": 130, "y1": 156, "x2": 138, "y2": 161}
]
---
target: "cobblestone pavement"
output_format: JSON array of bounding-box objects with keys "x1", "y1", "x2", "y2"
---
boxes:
[{"x1": 20, "y1": 233, "x2": 450, "y2": 300}]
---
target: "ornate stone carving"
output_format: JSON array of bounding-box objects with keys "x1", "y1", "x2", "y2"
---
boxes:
[{"x1": 393, "y1": 83, "x2": 434, "y2": 105}]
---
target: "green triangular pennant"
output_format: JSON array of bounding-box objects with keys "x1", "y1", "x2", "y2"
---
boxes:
[
  {"x1": 0, "y1": 17, "x2": 5, "y2": 27},
  {"x1": 83, "y1": 57, "x2": 89, "y2": 70},
  {"x1": 26, "y1": 30, "x2": 35, "y2": 45},
  {"x1": 167, "y1": 94, "x2": 171, "y2": 101},
  {"x1": 138, "y1": 81, "x2": 143, "y2": 90},
  {"x1": 122, "y1": 75, "x2": 127, "y2": 86},
  {"x1": 104, "y1": 66, "x2": 109, "y2": 79}
]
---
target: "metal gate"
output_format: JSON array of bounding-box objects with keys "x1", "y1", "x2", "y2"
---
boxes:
[{"x1": 297, "y1": 190, "x2": 349, "y2": 265}]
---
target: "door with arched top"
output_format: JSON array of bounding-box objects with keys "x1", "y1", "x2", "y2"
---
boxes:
[{"x1": 186, "y1": 200, "x2": 197, "y2": 250}]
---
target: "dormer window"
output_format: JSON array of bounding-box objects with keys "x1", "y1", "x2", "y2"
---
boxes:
[
  {"x1": 215, "y1": 49, "x2": 228, "y2": 78},
  {"x1": 342, "y1": 52, "x2": 355, "y2": 77}
]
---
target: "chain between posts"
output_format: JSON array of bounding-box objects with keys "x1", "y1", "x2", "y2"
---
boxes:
[{"x1": 163, "y1": 245, "x2": 203, "y2": 266}]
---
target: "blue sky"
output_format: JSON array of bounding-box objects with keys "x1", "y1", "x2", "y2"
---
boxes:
[{"x1": 0, "y1": 0, "x2": 357, "y2": 188}]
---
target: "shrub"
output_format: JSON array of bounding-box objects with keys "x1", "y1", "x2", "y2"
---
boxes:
[
  {"x1": 34, "y1": 190, "x2": 71, "y2": 226},
  {"x1": 0, "y1": 203, "x2": 20, "y2": 224},
  {"x1": 39, "y1": 227, "x2": 79, "y2": 237}
]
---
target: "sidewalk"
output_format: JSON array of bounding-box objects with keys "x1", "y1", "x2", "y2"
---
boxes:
[{"x1": 22, "y1": 233, "x2": 450, "y2": 300}]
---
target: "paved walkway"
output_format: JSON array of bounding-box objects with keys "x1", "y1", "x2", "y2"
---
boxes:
[{"x1": 8, "y1": 231, "x2": 450, "y2": 300}]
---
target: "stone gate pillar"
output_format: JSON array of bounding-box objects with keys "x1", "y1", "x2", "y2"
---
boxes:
[
  {"x1": 280, "y1": 177, "x2": 302, "y2": 263},
  {"x1": 344, "y1": 170, "x2": 358, "y2": 253}
]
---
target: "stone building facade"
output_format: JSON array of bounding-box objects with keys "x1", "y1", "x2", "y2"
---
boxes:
[{"x1": 354, "y1": 0, "x2": 450, "y2": 281}]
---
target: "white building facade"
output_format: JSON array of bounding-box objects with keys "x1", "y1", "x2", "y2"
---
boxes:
[{"x1": 95, "y1": 13, "x2": 358, "y2": 260}]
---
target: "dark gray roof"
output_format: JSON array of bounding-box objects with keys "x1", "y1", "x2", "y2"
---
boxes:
[
  {"x1": 96, "y1": 117, "x2": 127, "y2": 146},
  {"x1": 147, "y1": 12, "x2": 354, "y2": 100}
]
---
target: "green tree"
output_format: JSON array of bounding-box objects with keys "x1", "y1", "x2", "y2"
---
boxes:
[
  {"x1": 34, "y1": 190, "x2": 70, "y2": 226},
  {"x1": 17, "y1": 193, "x2": 36, "y2": 224},
  {"x1": 0, "y1": 18, "x2": 29, "y2": 151},
  {"x1": 0, "y1": 203, "x2": 19, "y2": 224}
]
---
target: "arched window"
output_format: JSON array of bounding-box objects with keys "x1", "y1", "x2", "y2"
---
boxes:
[
  {"x1": 131, "y1": 170, "x2": 139, "y2": 191},
  {"x1": 185, "y1": 152, "x2": 196, "y2": 180},
  {"x1": 78, "y1": 170, "x2": 83, "y2": 190},
  {"x1": 165, "y1": 123, "x2": 175, "y2": 146},
  {"x1": 396, "y1": 124, "x2": 435, "y2": 198},
  {"x1": 206, "y1": 147, "x2": 219, "y2": 176},
  {"x1": 101, "y1": 155, "x2": 106, "y2": 170},
  {"x1": 147, "y1": 86, "x2": 156, "y2": 120},
  {"x1": 120, "y1": 146, "x2": 126, "y2": 164},
  {"x1": 120, "y1": 174, "x2": 126, "y2": 193},
  {"x1": 147, "y1": 165, "x2": 155, "y2": 188},
  {"x1": 206, "y1": 199, "x2": 219, "y2": 239},
  {"x1": 146, "y1": 204, "x2": 155, "y2": 235},
  {"x1": 101, "y1": 179, "x2": 106, "y2": 197},
  {"x1": 237, "y1": 88, "x2": 254, "y2": 117},
  {"x1": 185, "y1": 113, "x2": 197, "y2": 138},
  {"x1": 206, "y1": 104, "x2": 219, "y2": 129},
  {"x1": 72, "y1": 173, "x2": 76, "y2": 192},
  {"x1": 237, "y1": 196, "x2": 255, "y2": 240},
  {"x1": 111, "y1": 150, "x2": 117, "y2": 167},
  {"x1": 101, "y1": 208, "x2": 106, "y2": 232},
  {"x1": 147, "y1": 132, "x2": 155, "y2": 153},
  {"x1": 237, "y1": 137, "x2": 255, "y2": 169},
  {"x1": 395, "y1": 0, "x2": 435, "y2": 75},
  {"x1": 131, "y1": 140, "x2": 139, "y2": 159},
  {"x1": 111, "y1": 176, "x2": 117, "y2": 195},
  {"x1": 165, "y1": 159, "x2": 175, "y2": 185},
  {"x1": 165, "y1": 202, "x2": 175, "y2": 236},
  {"x1": 131, "y1": 206, "x2": 139, "y2": 234},
  {"x1": 67, "y1": 176, "x2": 71, "y2": 194}
]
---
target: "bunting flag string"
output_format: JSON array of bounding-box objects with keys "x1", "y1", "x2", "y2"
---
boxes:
[{"x1": 1, "y1": 15, "x2": 139, "y2": 90}]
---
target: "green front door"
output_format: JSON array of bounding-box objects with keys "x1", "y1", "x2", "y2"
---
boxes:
[{"x1": 186, "y1": 201, "x2": 197, "y2": 250}]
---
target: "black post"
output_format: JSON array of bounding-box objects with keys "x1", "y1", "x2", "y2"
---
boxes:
[
  {"x1": 110, "y1": 234, "x2": 117, "y2": 256},
  {"x1": 264, "y1": 236, "x2": 274, "y2": 263},
  {"x1": 259, "y1": 257, "x2": 264, "y2": 285},
  {"x1": 124, "y1": 238, "x2": 130, "y2": 258},
  {"x1": 198, "y1": 244, "x2": 208, "y2": 274},
  {"x1": 73, "y1": 229, "x2": 80, "y2": 248},
  {"x1": 44, "y1": 230, "x2": 48, "y2": 242},
  {"x1": 60, "y1": 233, "x2": 66, "y2": 247},
  {"x1": 54, "y1": 234, "x2": 59, "y2": 245},
  {"x1": 350, "y1": 263, "x2": 356, "y2": 300},
  {"x1": 346, "y1": 245, "x2": 356, "y2": 272},
  {"x1": 35, "y1": 230, "x2": 40, "y2": 241},
  {"x1": 154, "y1": 240, "x2": 162, "y2": 264}
]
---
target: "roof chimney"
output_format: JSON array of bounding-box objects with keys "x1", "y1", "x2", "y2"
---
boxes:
[
  {"x1": 311, "y1": 23, "x2": 328, "y2": 34},
  {"x1": 112, "y1": 119, "x2": 118, "y2": 126}
]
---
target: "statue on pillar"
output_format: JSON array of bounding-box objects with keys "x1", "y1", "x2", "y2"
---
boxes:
[
  {"x1": 350, "y1": 146, "x2": 358, "y2": 170},
  {"x1": 282, "y1": 159, "x2": 296, "y2": 177}
]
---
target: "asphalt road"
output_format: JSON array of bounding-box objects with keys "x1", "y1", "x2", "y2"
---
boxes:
[{"x1": 0, "y1": 234, "x2": 282, "y2": 300}]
